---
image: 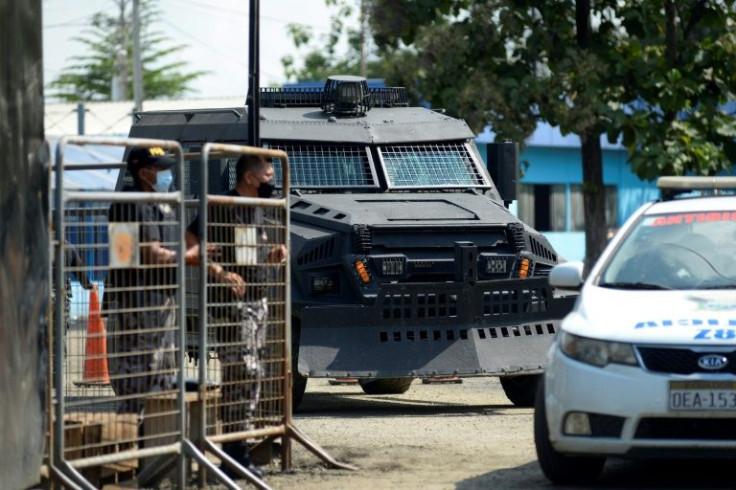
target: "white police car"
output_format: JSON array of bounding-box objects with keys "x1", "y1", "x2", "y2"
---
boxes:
[{"x1": 535, "y1": 177, "x2": 736, "y2": 485}]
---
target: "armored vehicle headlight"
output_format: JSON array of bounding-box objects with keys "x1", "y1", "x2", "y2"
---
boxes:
[
  {"x1": 559, "y1": 331, "x2": 638, "y2": 367},
  {"x1": 381, "y1": 257, "x2": 405, "y2": 276},
  {"x1": 310, "y1": 274, "x2": 340, "y2": 294},
  {"x1": 485, "y1": 257, "x2": 508, "y2": 274}
]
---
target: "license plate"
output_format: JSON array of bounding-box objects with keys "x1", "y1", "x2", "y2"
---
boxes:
[{"x1": 669, "y1": 380, "x2": 736, "y2": 411}]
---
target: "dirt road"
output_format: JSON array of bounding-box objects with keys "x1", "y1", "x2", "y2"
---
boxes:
[
  {"x1": 258, "y1": 378, "x2": 733, "y2": 490},
  {"x1": 265, "y1": 377, "x2": 542, "y2": 490}
]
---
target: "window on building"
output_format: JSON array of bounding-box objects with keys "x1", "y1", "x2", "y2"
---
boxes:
[
  {"x1": 518, "y1": 183, "x2": 618, "y2": 232},
  {"x1": 569, "y1": 184, "x2": 618, "y2": 232}
]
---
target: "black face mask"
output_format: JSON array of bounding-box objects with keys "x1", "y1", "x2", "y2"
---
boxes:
[{"x1": 257, "y1": 180, "x2": 276, "y2": 199}]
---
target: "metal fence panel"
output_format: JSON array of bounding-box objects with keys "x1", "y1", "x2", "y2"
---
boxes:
[
  {"x1": 48, "y1": 138, "x2": 352, "y2": 489},
  {"x1": 192, "y1": 144, "x2": 292, "y2": 464},
  {"x1": 50, "y1": 137, "x2": 190, "y2": 489}
]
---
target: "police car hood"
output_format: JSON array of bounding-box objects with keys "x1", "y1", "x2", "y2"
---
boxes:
[
  {"x1": 289, "y1": 192, "x2": 519, "y2": 227},
  {"x1": 563, "y1": 286, "x2": 736, "y2": 345}
]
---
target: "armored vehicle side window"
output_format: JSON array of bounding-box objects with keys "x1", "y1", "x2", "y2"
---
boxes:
[{"x1": 378, "y1": 143, "x2": 488, "y2": 188}]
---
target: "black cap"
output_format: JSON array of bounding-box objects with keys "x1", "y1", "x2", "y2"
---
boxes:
[{"x1": 127, "y1": 146, "x2": 176, "y2": 172}]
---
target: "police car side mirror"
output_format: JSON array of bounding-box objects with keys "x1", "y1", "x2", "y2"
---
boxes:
[{"x1": 549, "y1": 261, "x2": 585, "y2": 290}]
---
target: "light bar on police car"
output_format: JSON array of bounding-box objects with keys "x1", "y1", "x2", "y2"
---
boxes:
[{"x1": 657, "y1": 176, "x2": 736, "y2": 191}]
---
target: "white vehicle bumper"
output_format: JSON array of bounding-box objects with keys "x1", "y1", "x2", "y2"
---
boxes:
[{"x1": 545, "y1": 345, "x2": 736, "y2": 457}]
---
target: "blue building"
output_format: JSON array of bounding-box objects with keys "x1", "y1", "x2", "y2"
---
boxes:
[{"x1": 476, "y1": 123, "x2": 660, "y2": 261}]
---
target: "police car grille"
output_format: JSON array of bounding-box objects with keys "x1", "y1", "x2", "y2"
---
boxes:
[
  {"x1": 637, "y1": 347, "x2": 736, "y2": 375},
  {"x1": 635, "y1": 417, "x2": 736, "y2": 440}
]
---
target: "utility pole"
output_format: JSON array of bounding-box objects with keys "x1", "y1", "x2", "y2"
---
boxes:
[
  {"x1": 359, "y1": 0, "x2": 367, "y2": 78},
  {"x1": 112, "y1": 0, "x2": 128, "y2": 101},
  {"x1": 247, "y1": 0, "x2": 260, "y2": 147},
  {"x1": 132, "y1": 0, "x2": 143, "y2": 111}
]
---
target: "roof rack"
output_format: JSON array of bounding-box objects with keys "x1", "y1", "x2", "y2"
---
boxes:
[
  {"x1": 261, "y1": 87, "x2": 323, "y2": 108},
  {"x1": 260, "y1": 86, "x2": 410, "y2": 109},
  {"x1": 370, "y1": 87, "x2": 409, "y2": 108},
  {"x1": 657, "y1": 176, "x2": 736, "y2": 200}
]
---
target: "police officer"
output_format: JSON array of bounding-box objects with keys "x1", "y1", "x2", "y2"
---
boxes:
[
  {"x1": 106, "y1": 146, "x2": 198, "y2": 414},
  {"x1": 51, "y1": 223, "x2": 97, "y2": 357},
  {"x1": 185, "y1": 153, "x2": 286, "y2": 478}
]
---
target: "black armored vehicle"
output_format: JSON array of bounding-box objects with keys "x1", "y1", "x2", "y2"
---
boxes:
[{"x1": 126, "y1": 76, "x2": 575, "y2": 408}]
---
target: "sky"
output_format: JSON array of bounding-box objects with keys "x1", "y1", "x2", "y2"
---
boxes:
[{"x1": 42, "y1": 0, "x2": 352, "y2": 99}]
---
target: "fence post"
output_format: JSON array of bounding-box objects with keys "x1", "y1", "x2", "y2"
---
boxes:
[{"x1": 76, "y1": 103, "x2": 85, "y2": 136}]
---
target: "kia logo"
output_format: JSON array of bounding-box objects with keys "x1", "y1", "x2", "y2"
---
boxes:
[{"x1": 697, "y1": 354, "x2": 729, "y2": 370}]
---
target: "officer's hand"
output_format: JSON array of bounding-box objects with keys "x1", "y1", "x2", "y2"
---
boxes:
[
  {"x1": 83, "y1": 282, "x2": 97, "y2": 291},
  {"x1": 184, "y1": 244, "x2": 220, "y2": 266},
  {"x1": 206, "y1": 244, "x2": 221, "y2": 259},
  {"x1": 219, "y1": 270, "x2": 246, "y2": 298},
  {"x1": 269, "y1": 244, "x2": 287, "y2": 264}
]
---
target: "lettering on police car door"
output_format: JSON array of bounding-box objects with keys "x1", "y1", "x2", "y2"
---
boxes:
[
  {"x1": 694, "y1": 329, "x2": 736, "y2": 340},
  {"x1": 634, "y1": 319, "x2": 736, "y2": 341}
]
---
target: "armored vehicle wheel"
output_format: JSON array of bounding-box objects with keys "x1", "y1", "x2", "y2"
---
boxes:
[
  {"x1": 500, "y1": 373, "x2": 542, "y2": 407},
  {"x1": 292, "y1": 369, "x2": 308, "y2": 410},
  {"x1": 359, "y1": 378, "x2": 414, "y2": 395},
  {"x1": 534, "y1": 379, "x2": 605, "y2": 484},
  {"x1": 291, "y1": 318, "x2": 308, "y2": 411}
]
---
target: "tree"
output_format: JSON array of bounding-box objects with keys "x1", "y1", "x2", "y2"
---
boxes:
[
  {"x1": 48, "y1": 0, "x2": 207, "y2": 102},
  {"x1": 281, "y1": 0, "x2": 369, "y2": 81},
  {"x1": 366, "y1": 0, "x2": 736, "y2": 269},
  {"x1": 280, "y1": 1, "x2": 412, "y2": 86}
]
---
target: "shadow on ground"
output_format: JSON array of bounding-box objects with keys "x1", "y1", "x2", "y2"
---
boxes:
[
  {"x1": 458, "y1": 459, "x2": 736, "y2": 490},
  {"x1": 296, "y1": 387, "x2": 523, "y2": 419}
]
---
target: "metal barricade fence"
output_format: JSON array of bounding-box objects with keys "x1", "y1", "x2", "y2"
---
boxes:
[
  {"x1": 180, "y1": 143, "x2": 354, "y2": 488},
  {"x1": 191, "y1": 144, "x2": 291, "y2": 483},
  {"x1": 47, "y1": 136, "x2": 224, "y2": 490},
  {"x1": 47, "y1": 137, "x2": 355, "y2": 490}
]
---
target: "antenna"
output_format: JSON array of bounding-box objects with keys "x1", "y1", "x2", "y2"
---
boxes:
[{"x1": 247, "y1": 0, "x2": 260, "y2": 146}]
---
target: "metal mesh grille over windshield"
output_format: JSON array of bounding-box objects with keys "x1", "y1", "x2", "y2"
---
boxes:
[
  {"x1": 379, "y1": 143, "x2": 487, "y2": 188},
  {"x1": 267, "y1": 142, "x2": 378, "y2": 188}
]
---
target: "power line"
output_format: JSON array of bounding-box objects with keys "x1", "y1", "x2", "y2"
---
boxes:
[
  {"x1": 44, "y1": 14, "x2": 94, "y2": 29},
  {"x1": 160, "y1": 19, "x2": 247, "y2": 67},
  {"x1": 158, "y1": 19, "x2": 283, "y2": 82}
]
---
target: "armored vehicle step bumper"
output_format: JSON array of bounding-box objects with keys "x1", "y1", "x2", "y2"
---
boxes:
[{"x1": 298, "y1": 278, "x2": 576, "y2": 378}]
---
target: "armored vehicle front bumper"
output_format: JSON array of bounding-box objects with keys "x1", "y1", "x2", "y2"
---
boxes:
[{"x1": 298, "y1": 277, "x2": 576, "y2": 378}]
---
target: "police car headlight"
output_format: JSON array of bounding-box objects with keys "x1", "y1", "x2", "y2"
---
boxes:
[{"x1": 559, "y1": 331, "x2": 638, "y2": 367}]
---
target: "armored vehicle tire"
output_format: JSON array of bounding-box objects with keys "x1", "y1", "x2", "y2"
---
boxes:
[
  {"x1": 534, "y1": 379, "x2": 605, "y2": 484},
  {"x1": 500, "y1": 373, "x2": 542, "y2": 407},
  {"x1": 292, "y1": 369, "x2": 308, "y2": 411},
  {"x1": 291, "y1": 318, "x2": 308, "y2": 411},
  {"x1": 359, "y1": 378, "x2": 414, "y2": 395}
]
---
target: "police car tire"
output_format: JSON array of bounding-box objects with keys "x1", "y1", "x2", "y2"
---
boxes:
[
  {"x1": 499, "y1": 374, "x2": 541, "y2": 407},
  {"x1": 534, "y1": 379, "x2": 605, "y2": 485},
  {"x1": 359, "y1": 378, "x2": 413, "y2": 395}
]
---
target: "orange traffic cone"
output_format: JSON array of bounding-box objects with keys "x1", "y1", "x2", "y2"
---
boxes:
[{"x1": 80, "y1": 289, "x2": 110, "y2": 385}]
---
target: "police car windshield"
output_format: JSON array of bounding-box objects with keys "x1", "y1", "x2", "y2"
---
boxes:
[{"x1": 599, "y1": 211, "x2": 736, "y2": 290}]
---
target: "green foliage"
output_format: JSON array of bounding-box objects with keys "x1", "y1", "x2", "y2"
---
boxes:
[
  {"x1": 48, "y1": 0, "x2": 207, "y2": 102},
  {"x1": 281, "y1": 0, "x2": 427, "y2": 108},
  {"x1": 368, "y1": 0, "x2": 736, "y2": 181},
  {"x1": 286, "y1": 0, "x2": 736, "y2": 266}
]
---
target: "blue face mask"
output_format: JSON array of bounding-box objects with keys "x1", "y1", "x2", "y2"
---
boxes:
[{"x1": 147, "y1": 169, "x2": 173, "y2": 192}]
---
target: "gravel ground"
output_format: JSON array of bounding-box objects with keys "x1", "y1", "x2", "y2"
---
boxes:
[{"x1": 250, "y1": 377, "x2": 734, "y2": 490}]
